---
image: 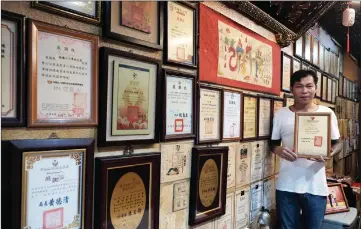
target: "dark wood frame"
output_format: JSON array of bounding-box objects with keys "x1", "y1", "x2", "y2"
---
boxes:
[
  {"x1": 189, "y1": 146, "x2": 228, "y2": 226},
  {"x1": 94, "y1": 153, "x2": 160, "y2": 229},
  {"x1": 294, "y1": 112, "x2": 331, "y2": 159},
  {"x1": 164, "y1": 2, "x2": 198, "y2": 68},
  {"x1": 97, "y1": 47, "x2": 161, "y2": 147},
  {"x1": 311, "y1": 36, "x2": 319, "y2": 67},
  {"x1": 241, "y1": 94, "x2": 259, "y2": 141},
  {"x1": 321, "y1": 74, "x2": 328, "y2": 102},
  {"x1": 327, "y1": 77, "x2": 333, "y2": 103},
  {"x1": 221, "y1": 89, "x2": 242, "y2": 141},
  {"x1": 304, "y1": 32, "x2": 312, "y2": 63},
  {"x1": 292, "y1": 57, "x2": 302, "y2": 74},
  {"x1": 257, "y1": 96, "x2": 272, "y2": 139},
  {"x1": 325, "y1": 183, "x2": 350, "y2": 214},
  {"x1": 314, "y1": 69, "x2": 322, "y2": 99},
  {"x1": 27, "y1": 19, "x2": 98, "y2": 127},
  {"x1": 331, "y1": 78, "x2": 337, "y2": 104},
  {"x1": 5, "y1": 138, "x2": 94, "y2": 229},
  {"x1": 103, "y1": 1, "x2": 164, "y2": 50},
  {"x1": 161, "y1": 68, "x2": 196, "y2": 141},
  {"x1": 284, "y1": 94, "x2": 295, "y2": 108},
  {"x1": 338, "y1": 74, "x2": 343, "y2": 97},
  {"x1": 319, "y1": 44, "x2": 325, "y2": 72},
  {"x1": 271, "y1": 97, "x2": 285, "y2": 131},
  {"x1": 31, "y1": 1, "x2": 102, "y2": 25},
  {"x1": 293, "y1": 35, "x2": 304, "y2": 59},
  {"x1": 281, "y1": 52, "x2": 293, "y2": 92},
  {"x1": 197, "y1": 85, "x2": 223, "y2": 144},
  {"x1": 1, "y1": 11, "x2": 26, "y2": 127}
]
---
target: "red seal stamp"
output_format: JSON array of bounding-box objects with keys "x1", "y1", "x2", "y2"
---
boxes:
[
  {"x1": 314, "y1": 136, "x2": 323, "y2": 147},
  {"x1": 43, "y1": 207, "x2": 64, "y2": 229},
  {"x1": 174, "y1": 119, "x2": 184, "y2": 132}
]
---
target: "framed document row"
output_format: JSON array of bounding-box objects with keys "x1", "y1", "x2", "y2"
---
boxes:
[
  {"x1": 164, "y1": 1, "x2": 198, "y2": 68},
  {"x1": 189, "y1": 146, "x2": 228, "y2": 226},
  {"x1": 28, "y1": 19, "x2": 99, "y2": 127},
  {"x1": 31, "y1": 1, "x2": 102, "y2": 25},
  {"x1": 294, "y1": 112, "x2": 331, "y2": 159},
  {"x1": 103, "y1": 1, "x2": 164, "y2": 50},
  {"x1": 4, "y1": 138, "x2": 94, "y2": 229},
  {"x1": 162, "y1": 69, "x2": 196, "y2": 141},
  {"x1": 1, "y1": 11, "x2": 26, "y2": 127},
  {"x1": 94, "y1": 153, "x2": 160, "y2": 229},
  {"x1": 342, "y1": 77, "x2": 357, "y2": 101},
  {"x1": 98, "y1": 47, "x2": 161, "y2": 146}
]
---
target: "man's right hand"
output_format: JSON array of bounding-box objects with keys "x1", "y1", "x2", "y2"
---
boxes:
[{"x1": 273, "y1": 146, "x2": 297, "y2": 162}]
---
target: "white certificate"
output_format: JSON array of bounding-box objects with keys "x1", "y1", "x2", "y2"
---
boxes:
[
  {"x1": 263, "y1": 141, "x2": 275, "y2": 178},
  {"x1": 1, "y1": 19, "x2": 17, "y2": 118},
  {"x1": 316, "y1": 71, "x2": 322, "y2": 97},
  {"x1": 160, "y1": 142, "x2": 192, "y2": 183},
  {"x1": 263, "y1": 178, "x2": 275, "y2": 208},
  {"x1": 199, "y1": 88, "x2": 221, "y2": 141},
  {"x1": 293, "y1": 59, "x2": 301, "y2": 73},
  {"x1": 166, "y1": 75, "x2": 193, "y2": 135},
  {"x1": 22, "y1": 150, "x2": 84, "y2": 229},
  {"x1": 37, "y1": 31, "x2": 92, "y2": 120},
  {"x1": 167, "y1": 2, "x2": 194, "y2": 64},
  {"x1": 282, "y1": 54, "x2": 291, "y2": 91},
  {"x1": 327, "y1": 78, "x2": 332, "y2": 102},
  {"x1": 258, "y1": 98, "x2": 271, "y2": 137},
  {"x1": 223, "y1": 91, "x2": 241, "y2": 139},
  {"x1": 251, "y1": 141, "x2": 264, "y2": 182},
  {"x1": 215, "y1": 193, "x2": 234, "y2": 229},
  {"x1": 251, "y1": 181, "x2": 263, "y2": 212},
  {"x1": 235, "y1": 187, "x2": 250, "y2": 229},
  {"x1": 236, "y1": 142, "x2": 251, "y2": 188}
]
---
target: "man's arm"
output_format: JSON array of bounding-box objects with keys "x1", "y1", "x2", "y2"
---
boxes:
[
  {"x1": 330, "y1": 139, "x2": 343, "y2": 157},
  {"x1": 269, "y1": 139, "x2": 281, "y2": 152},
  {"x1": 269, "y1": 139, "x2": 297, "y2": 161}
]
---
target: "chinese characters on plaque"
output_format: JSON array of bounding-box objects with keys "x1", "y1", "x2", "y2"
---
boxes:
[
  {"x1": 222, "y1": 91, "x2": 241, "y2": 140},
  {"x1": 243, "y1": 95, "x2": 257, "y2": 140}
]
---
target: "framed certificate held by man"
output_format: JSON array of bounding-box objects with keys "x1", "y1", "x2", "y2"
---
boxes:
[{"x1": 294, "y1": 112, "x2": 331, "y2": 159}]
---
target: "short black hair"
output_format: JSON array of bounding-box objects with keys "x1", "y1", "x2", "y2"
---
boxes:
[{"x1": 290, "y1": 70, "x2": 318, "y2": 87}]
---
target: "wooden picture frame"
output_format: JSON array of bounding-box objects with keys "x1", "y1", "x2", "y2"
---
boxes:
[
  {"x1": 103, "y1": 1, "x2": 164, "y2": 50},
  {"x1": 94, "y1": 153, "x2": 161, "y2": 229},
  {"x1": 292, "y1": 57, "x2": 302, "y2": 74},
  {"x1": 31, "y1": 1, "x2": 102, "y2": 25},
  {"x1": 294, "y1": 35, "x2": 304, "y2": 59},
  {"x1": 272, "y1": 98, "x2": 285, "y2": 115},
  {"x1": 5, "y1": 138, "x2": 95, "y2": 229},
  {"x1": 162, "y1": 69, "x2": 196, "y2": 141},
  {"x1": 221, "y1": 89, "x2": 242, "y2": 141},
  {"x1": 311, "y1": 36, "x2": 319, "y2": 67},
  {"x1": 98, "y1": 47, "x2": 161, "y2": 147},
  {"x1": 242, "y1": 94, "x2": 258, "y2": 141},
  {"x1": 1, "y1": 11, "x2": 26, "y2": 127},
  {"x1": 27, "y1": 19, "x2": 98, "y2": 127},
  {"x1": 164, "y1": 2, "x2": 198, "y2": 68},
  {"x1": 281, "y1": 52, "x2": 292, "y2": 92},
  {"x1": 315, "y1": 69, "x2": 322, "y2": 99},
  {"x1": 304, "y1": 32, "x2": 312, "y2": 63},
  {"x1": 197, "y1": 86, "x2": 222, "y2": 144},
  {"x1": 257, "y1": 96, "x2": 272, "y2": 139},
  {"x1": 189, "y1": 146, "x2": 228, "y2": 226},
  {"x1": 338, "y1": 75, "x2": 343, "y2": 97},
  {"x1": 321, "y1": 74, "x2": 328, "y2": 102},
  {"x1": 294, "y1": 112, "x2": 331, "y2": 159},
  {"x1": 284, "y1": 94, "x2": 295, "y2": 108},
  {"x1": 326, "y1": 183, "x2": 350, "y2": 214}
]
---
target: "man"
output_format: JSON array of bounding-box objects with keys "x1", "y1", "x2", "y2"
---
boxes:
[{"x1": 271, "y1": 70, "x2": 342, "y2": 229}]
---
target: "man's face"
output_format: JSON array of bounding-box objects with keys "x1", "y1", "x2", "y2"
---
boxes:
[{"x1": 291, "y1": 75, "x2": 316, "y2": 105}]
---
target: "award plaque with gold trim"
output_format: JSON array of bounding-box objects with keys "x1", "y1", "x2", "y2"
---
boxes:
[
  {"x1": 189, "y1": 146, "x2": 228, "y2": 226},
  {"x1": 94, "y1": 153, "x2": 160, "y2": 229},
  {"x1": 4, "y1": 138, "x2": 94, "y2": 229}
]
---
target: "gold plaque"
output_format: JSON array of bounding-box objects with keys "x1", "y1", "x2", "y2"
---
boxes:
[
  {"x1": 198, "y1": 159, "x2": 219, "y2": 207},
  {"x1": 110, "y1": 172, "x2": 146, "y2": 229}
]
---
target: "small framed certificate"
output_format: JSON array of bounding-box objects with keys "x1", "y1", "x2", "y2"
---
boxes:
[
  {"x1": 5, "y1": 138, "x2": 95, "y2": 229},
  {"x1": 164, "y1": 1, "x2": 197, "y2": 68},
  {"x1": 1, "y1": 11, "x2": 26, "y2": 127},
  {"x1": 189, "y1": 146, "x2": 228, "y2": 226},
  {"x1": 294, "y1": 112, "x2": 331, "y2": 159},
  {"x1": 242, "y1": 94, "x2": 258, "y2": 140},
  {"x1": 326, "y1": 183, "x2": 350, "y2": 214},
  {"x1": 162, "y1": 69, "x2": 196, "y2": 141},
  {"x1": 197, "y1": 86, "x2": 222, "y2": 144},
  {"x1": 28, "y1": 20, "x2": 99, "y2": 127},
  {"x1": 222, "y1": 90, "x2": 242, "y2": 141},
  {"x1": 257, "y1": 96, "x2": 272, "y2": 139},
  {"x1": 284, "y1": 94, "x2": 294, "y2": 107},
  {"x1": 281, "y1": 52, "x2": 292, "y2": 92},
  {"x1": 315, "y1": 70, "x2": 322, "y2": 99},
  {"x1": 322, "y1": 75, "x2": 328, "y2": 101},
  {"x1": 294, "y1": 36, "x2": 303, "y2": 59},
  {"x1": 312, "y1": 37, "x2": 319, "y2": 66},
  {"x1": 304, "y1": 33, "x2": 312, "y2": 63},
  {"x1": 293, "y1": 57, "x2": 301, "y2": 73},
  {"x1": 272, "y1": 98, "x2": 285, "y2": 115}
]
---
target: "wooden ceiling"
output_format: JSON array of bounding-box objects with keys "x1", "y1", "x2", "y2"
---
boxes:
[{"x1": 318, "y1": 1, "x2": 361, "y2": 64}]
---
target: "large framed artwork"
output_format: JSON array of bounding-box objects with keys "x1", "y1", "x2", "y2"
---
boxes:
[
  {"x1": 28, "y1": 20, "x2": 98, "y2": 127},
  {"x1": 103, "y1": 1, "x2": 164, "y2": 50},
  {"x1": 31, "y1": 1, "x2": 102, "y2": 24},
  {"x1": 98, "y1": 47, "x2": 161, "y2": 146},
  {"x1": 199, "y1": 4, "x2": 281, "y2": 95},
  {"x1": 197, "y1": 86, "x2": 222, "y2": 144},
  {"x1": 94, "y1": 153, "x2": 161, "y2": 229},
  {"x1": 4, "y1": 138, "x2": 95, "y2": 229},
  {"x1": 164, "y1": 2, "x2": 198, "y2": 68},
  {"x1": 162, "y1": 69, "x2": 196, "y2": 141},
  {"x1": 189, "y1": 146, "x2": 228, "y2": 226},
  {"x1": 1, "y1": 11, "x2": 26, "y2": 127}
]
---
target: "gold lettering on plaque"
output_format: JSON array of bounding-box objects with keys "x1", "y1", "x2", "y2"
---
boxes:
[
  {"x1": 110, "y1": 172, "x2": 146, "y2": 229},
  {"x1": 199, "y1": 159, "x2": 219, "y2": 207}
]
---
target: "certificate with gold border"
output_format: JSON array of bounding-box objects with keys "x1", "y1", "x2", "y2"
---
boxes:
[
  {"x1": 294, "y1": 112, "x2": 331, "y2": 159},
  {"x1": 242, "y1": 94, "x2": 258, "y2": 140}
]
